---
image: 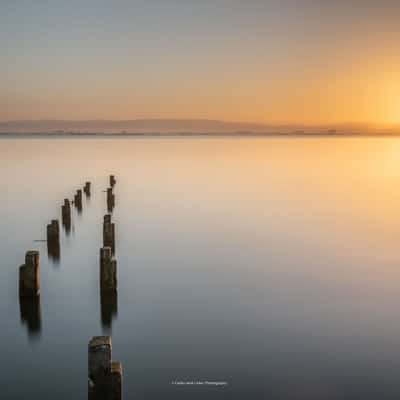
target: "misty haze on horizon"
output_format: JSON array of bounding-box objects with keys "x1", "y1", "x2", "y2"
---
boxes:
[{"x1": 1, "y1": 119, "x2": 399, "y2": 135}]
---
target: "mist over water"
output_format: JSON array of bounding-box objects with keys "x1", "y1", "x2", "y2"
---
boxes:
[{"x1": 1, "y1": 137, "x2": 400, "y2": 399}]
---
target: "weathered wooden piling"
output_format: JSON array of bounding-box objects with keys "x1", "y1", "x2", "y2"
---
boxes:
[
  {"x1": 100, "y1": 247, "x2": 117, "y2": 292},
  {"x1": 88, "y1": 336, "x2": 122, "y2": 400},
  {"x1": 47, "y1": 219, "x2": 60, "y2": 260},
  {"x1": 47, "y1": 219, "x2": 60, "y2": 243},
  {"x1": 62, "y1": 198, "x2": 71, "y2": 217},
  {"x1": 75, "y1": 189, "x2": 83, "y2": 211},
  {"x1": 107, "y1": 188, "x2": 115, "y2": 212},
  {"x1": 103, "y1": 214, "x2": 115, "y2": 253},
  {"x1": 19, "y1": 295, "x2": 41, "y2": 337},
  {"x1": 110, "y1": 175, "x2": 116, "y2": 187},
  {"x1": 74, "y1": 194, "x2": 81, "y2": 212},
  {"x1": 101, "y1": 290, "x2": 118, "y2": 330},
  {"x1": 19, "y1": 251, "x2": 40, "y2": 297},
  {"x1": 47, "y1": 239, "x2": 60, "y2": 261},
  {"x1": 84, "y1": 181, "x2": 91, "y2": 196},
  {"x1": 109, "y1": 362, "x2": 122, "y2": 400},
  {"x1": 62, "y1": 198, "x2": 71, "y2": 232},
  {"x1": 89, "y1": 336, "x2": 112, "y2": 380}
]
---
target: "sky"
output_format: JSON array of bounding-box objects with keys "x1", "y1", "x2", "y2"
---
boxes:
[{"x1": 1, "y1": 0, "x2": 400, "y2": 125}]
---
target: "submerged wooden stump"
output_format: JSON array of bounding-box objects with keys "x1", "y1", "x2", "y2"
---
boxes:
[
  {"x1": 88, "y1": 336, "x2": 122, "y2": 400},
  {"x1": 19, "y1": 251, "x2": 40, "y2": 297}
]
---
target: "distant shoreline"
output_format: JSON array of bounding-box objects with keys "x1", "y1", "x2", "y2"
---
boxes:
[
  {"x1": 1, "y1": 131, "x2": 400, "y2": 137},
  {"x1": 2, "y1": 119, "x2": 399, "y2": 137}
]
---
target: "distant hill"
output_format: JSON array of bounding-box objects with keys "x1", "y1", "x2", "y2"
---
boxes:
[{"x1": 0, "y1": 119, "x2": 399, "y2": 135}]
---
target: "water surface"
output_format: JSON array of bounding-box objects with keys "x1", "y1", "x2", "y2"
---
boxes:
[{"x1": 1, "y1": 137, "x2": 400, "y2": 399}]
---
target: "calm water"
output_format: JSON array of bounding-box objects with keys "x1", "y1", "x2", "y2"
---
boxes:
[{"x1": 2, "y1": 137, "x2": 400, "y2": 399}]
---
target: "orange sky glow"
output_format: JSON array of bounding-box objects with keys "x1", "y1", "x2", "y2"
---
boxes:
[{"x1": 1, "y1": 1, "x2": 400, "y2": 126}]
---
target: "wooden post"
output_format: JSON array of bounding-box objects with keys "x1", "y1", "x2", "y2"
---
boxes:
[
  {"x1": 19, "y1": 251, "x2": 40, "y2": 297},
  {"x1": 103, "y1": 214, "x2": 115, "y2": 253},
  {"x1": 75, "y1": 189, "x2": 83, "y2": 212},
  {"x1": 62, "y1": 199, "x2": 71, "y2": 217},
  {"x1": 64, "y1": 198, "x2": 71, "y2": 211},
  {"x1": 62, "y1": 199, "x2": 71, "y2": 232},
  {"x1": 88, "y1": 336, "x2": 122, "y2": 400},
  {"x1": 110, "y1": 175, "x2": 116, "y2": 187},
  {"x1": 19, "y1": 294, "x2": 41, "y2": 337},
  {"x1": 84, "y1": 182, "x2": 91, "y2": 197},
  {"x1": 100, "y1": 290, "x2": 118, "y2": 330},
  {"x1": 47, "y1": 241, "x2": 60, "y2": 261},
  {"x1": 47, "y1": 220, "x2": 60, "y2": 260},
  {"x1": 89, "y1": 336, "x2": 112, "y2": 381},
  {"x1": 107, "y1": 188, "x2": 115, "y2": 212},
  {"x1": 47, "y1": 219, "x2": 60, "y2": 243},
  {"x1": 110, "y1": 362, "x2": 122, "y2": 400},
  {"x1": 100, "y1": 247, "x2": 117, "y2": 292}
]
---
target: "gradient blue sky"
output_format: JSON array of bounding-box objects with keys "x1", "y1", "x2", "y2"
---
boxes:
[{"x1": 1, "y1": 0, "x2": 400, "y2": 124}]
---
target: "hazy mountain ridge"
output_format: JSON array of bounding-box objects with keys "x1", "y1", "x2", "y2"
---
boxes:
[{"x1": 0, "y1": 119, "x2": 399, "y2": 135}]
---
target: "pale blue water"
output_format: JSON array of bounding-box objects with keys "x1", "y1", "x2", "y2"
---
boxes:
[{"x1": 1, "y1": 137, "x2": 400, "y2": 399}]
